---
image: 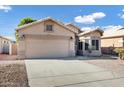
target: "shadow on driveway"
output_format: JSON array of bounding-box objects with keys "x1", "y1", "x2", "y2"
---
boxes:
[
  {"x1": 59, "y1": 55, "x2": 118, "y2": 60},
  {"x1": 26, "y1": 55, "x2": 118, "y2": 61}
]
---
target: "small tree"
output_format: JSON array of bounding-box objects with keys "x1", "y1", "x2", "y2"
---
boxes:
[
  {"x1": 16, "y1": 17, "x2": 37, "y2": 42},
  {"x1": 18, "y1": 17, "x2": 37, "y2": 26}
]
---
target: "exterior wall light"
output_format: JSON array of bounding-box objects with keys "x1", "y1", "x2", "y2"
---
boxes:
[
  {"x1": 70, "y1": 37, "x2": 73, "y2": 40},
  {"x1": 19, "y1": 35, "x2": 25, "y2": 40}
]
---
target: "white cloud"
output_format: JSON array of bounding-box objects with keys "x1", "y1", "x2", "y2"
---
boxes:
[
  {"x1": 102, "y1": 25, "x2": 123, "y2": 31},
  {"x1": 81, "y1": 27, "x2": 92, "y2": 31},
  {"x1": 81, "y1": 26, "x2": 100, "y2": 31},
  {"x1": 74, "y1": 12, "x2": 106, "y2": 24},
  {"x1": 118, "y1": 9, "x2": 124, "y2": 19},
  {"x1": 81, "y1": 25, "x2": 123, "y2": 31},
  {"x1": 0, "y1": 5, "x2": 11, "y2": 12},
  {"x1": 121, "y1": 14, "x2": 124, "y2": 19},
  {"x1": 119, "y1": 14, "x2": 124, "y2": 19},
  {"x1": 92, "y1": 12, "x2": 106, "y2": 19},
  {"x1": 75, "y1": 16, "x2": 95, "y2": 24}
]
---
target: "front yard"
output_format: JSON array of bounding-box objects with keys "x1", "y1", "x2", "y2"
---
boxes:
[
  {"x1": 0, "y1": 55, "x2": 124, "y2": 87},
  {"x1": 0, "y1": 60, "x2": 28, "y2": 87}
]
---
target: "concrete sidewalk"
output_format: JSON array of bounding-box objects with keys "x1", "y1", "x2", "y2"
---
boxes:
[{"x1": 25, "y1": 59, "x2": 124, "y2": 87}]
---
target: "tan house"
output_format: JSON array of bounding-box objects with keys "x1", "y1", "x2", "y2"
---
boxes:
[
  {"x1": 16, "y1": 17, "x2": 103, "y2": 59},
  {"x1": 101, "y1": 28, "x2": 124, "y2": 54},
  {"x1": 16, "y1": 17, "x2": 80, "y2": 59},
  {"x1": 78, "y1": 29, "x2": 103, "y2": 56}
]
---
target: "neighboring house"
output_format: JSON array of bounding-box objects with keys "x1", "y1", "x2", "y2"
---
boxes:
[
  {"x1": 78, "y1": 29, "x2": 103, "y2": 56},
  {"x1": 16, "y1": 17, "x2": 103, "y2": 59},
  {"x1": 0, "y1": 36, "x2": 11, "y2": 54},
  {"x1": 16, "y1": 17, "x2": 79, "y2": 59},
  {"x1": 0, "y1": 36, "x2": 17, "y2": 55},
  {"x1": 101, "y1": 28, "x2": 124, "y2": 54}
]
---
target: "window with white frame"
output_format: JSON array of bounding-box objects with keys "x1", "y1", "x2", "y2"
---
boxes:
[
  {"x1": 45, "y1": 24, "x2": 53, "y2": 31},
  {"x1": 91, "y1": 40, "x2": 99, "y2": 50}
]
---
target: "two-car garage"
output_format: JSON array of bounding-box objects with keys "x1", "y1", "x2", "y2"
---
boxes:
[{"x1": 25, "y1": 36, "x2": 70, "y2": 58}]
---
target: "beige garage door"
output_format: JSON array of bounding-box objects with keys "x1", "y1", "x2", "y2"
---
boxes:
[{"x1": 25, "y1": 38, "x2": 69, "y2": 58}]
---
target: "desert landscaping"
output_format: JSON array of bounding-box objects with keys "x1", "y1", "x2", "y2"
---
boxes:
[{"x1": 0, "y1": 61, "x2": 28, "y2": 87}]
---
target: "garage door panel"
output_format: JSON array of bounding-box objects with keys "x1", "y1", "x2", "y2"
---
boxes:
[{"x1": 26, "y1": 38, "x2": 69, "y2": 58}]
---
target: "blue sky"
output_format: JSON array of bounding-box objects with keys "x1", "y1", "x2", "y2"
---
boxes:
[{"x1": 0, "y1": 5, "x2": 124, "y2": 40}]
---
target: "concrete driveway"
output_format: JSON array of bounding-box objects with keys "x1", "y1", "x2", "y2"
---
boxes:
[{"x1": 25, "y1": 58, "x2": 124, "y2": 87}]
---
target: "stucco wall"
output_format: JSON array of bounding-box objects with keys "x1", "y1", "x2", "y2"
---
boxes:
[
  {"x1": 101, "y1": 37, "x2": 124, "y2": 54},
  {"x1": 66, "y1": 24, "x2": 80, "y2": 55},
  {"x1": 101, "y1": 37, "x2": 124, "y2": 48}
]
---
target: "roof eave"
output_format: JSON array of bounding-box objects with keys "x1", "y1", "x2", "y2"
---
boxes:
[
  {"x1": 65, "y1": 23, "x2": 81, "y2": 30},
  {"x1": 16, "y1": 17, "x2": 76, "y2": 34},
  {"x1": 78, "y1": 29, "x2": 103, "y2": 36}
]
